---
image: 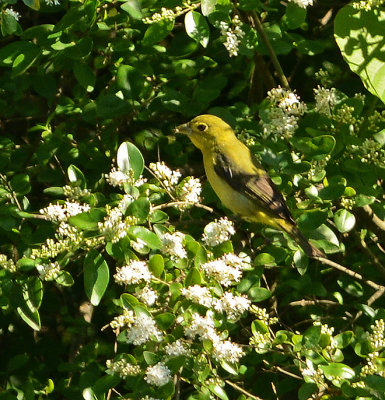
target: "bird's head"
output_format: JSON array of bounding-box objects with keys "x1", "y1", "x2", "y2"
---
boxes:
[{"x1": 174, "y1": 114, "x2": 235, "y2": 150}]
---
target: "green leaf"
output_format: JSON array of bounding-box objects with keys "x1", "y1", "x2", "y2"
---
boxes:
[
  {"x1": 297, "y1": 209, "x2": 328, "y2": 231},
  {"x1": 298, "y1": 383, "x2": 318, "y2": 400},
  {"x1": 55, "y1": 271, "x2": 74, "y2": 287},
  {"x1": 334, "y1": 209, "x2": 356, "y2": 233},
  {"x1": 254, "y1": 253, "x2": 275, "y2": 266},
  {"x1": 68, "y1": 209, "x2": 105, "y2": 230},
  {"x1": 335, "y1": 6, "x2": 385, "y2": 103},
  {"x1": 67, "y1": 164, "x2": 86, "y2": 188},
  {"x1": 154, "y1": 312, "x2": 175, "y2": 330},
  {"x1": 335, "y1": 331, "x2": 354, "y2": 349},
  {"x1": 248, "y1": 286, "x2": 272, "y2": 302},
  {"x1": 185, "y1": 11, "x2": 210, "y2": 48},
  {"x1": 117, "y1": 141, "x2": 144, "y2": 179},
  {"x1": 209, "y1": 384, "x2": 229, "y2": 400},
  {"x1": 121, "y1": 293, "x2": 139, "y2": 309},
  {"x1": 364, "y1": 375, "x2": 385, "y2": 391},
  {"x1": 128, "y1": 226, "x2": 162, "y2": 249},
  {"x1": 319, "y1": 363, "x2": 355, "y2": 380},
  {"x1": 148, "y1": 254, "x2": 164, "y2": 278},
  {"x1": 251, "y1": 320, "x2": 269, "y2": 335},
  {"x1": 185, "y1": 267, "x2": 202, "y2": 286},
  {"x1": 201, "y1": 0, "x2": 217, "y2": 16},
  {"x1": 74, "y1": 62, "x2": 95, "y2": 92},
  {"x1": 11, "y1": 283, "x2": 41, "y2": 331},
  {"x1": 116, "y1": 65, "x2": 145, "y2": 99},
  {"x1": 142, "y1": 20, "x2": 174, "y2": 46},
  {"x1": 292, "y1": 135, "x2": 335, "y2": 158},
  {"x1": 22, "y1": 0, "x2": 40, "y2": 10},
  {"x1": 84, "y1": 250, "x2": 110, "y2": 306},
  {"x1": 1, "y1": 12, "x2": 19, "y2": 36},
  {"x1": 11, "y1": 43, "x2": 40, "y2": 77},
  {"x1": 121, "y1": 0, "x2": 142, "y2": 19},
  {"x1": 10, "y1": 174, "x2": 31, "y2": 195},
  {"x1": 25, "y1": 277, "x2": 43, "y2": 309},
  {"x1": 293, "y1": 249, "x2": 308, "y2": 275},
  {"x1": 284, "y1": 2, "x2": 306, "y2": 30}
]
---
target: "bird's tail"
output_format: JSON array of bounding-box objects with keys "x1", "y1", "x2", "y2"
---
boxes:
[{"x1": 282, "y1": 223, "x2": 324, "y2": 258}]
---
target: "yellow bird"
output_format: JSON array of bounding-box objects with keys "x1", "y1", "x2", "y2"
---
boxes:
[{"x1": 175, "y1": 114, "x2": 324, "y2": 258}]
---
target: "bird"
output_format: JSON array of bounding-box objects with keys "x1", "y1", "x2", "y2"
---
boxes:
[{"x1": 174, "y1": 114, "x2": 324, "y2": 258}]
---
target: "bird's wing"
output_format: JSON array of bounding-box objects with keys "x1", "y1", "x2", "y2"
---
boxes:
[{"x1": 213, "y1": 151, "x2": 295, "y2": 223}]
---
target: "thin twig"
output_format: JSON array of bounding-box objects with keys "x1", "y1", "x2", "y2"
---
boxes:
[
  {"x1": 272, "y1": 366, "x2": 303, "y2": 381},
  {"x1": 225, "y1": 380, "x2": 264, "y2": 400},
  {"x1": 288, "y1": 299, "x2": 339, "y2": 307},
  {"x1": 315, "y1": 256, "x2": 384, "y2": 291},
  {"x1": 250, "y1": 11, "x2": 290, "y2": 89},
  {"x1": 152, "y1": 201, "x2": 213, "y2": 213}
]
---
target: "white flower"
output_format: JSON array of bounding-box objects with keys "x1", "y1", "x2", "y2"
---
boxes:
[
  {"x1": 144, "y1": 362, "x2": 171, "y2": 386},
  {"x1": 40, "y1": 201, "x2": 90, "y2": 222},
  {"x1": 36, "y1": 262, "x2": 61, "y2": 280},
  {"x1": 201, "y1": 253, "x2": 250, "y2": 287},
  {"x1": 261, "y1": 108, "x2": 299, "y2": 139},
  {"x1": 178, "y1": 177, "x2": 201, "y2": 203},
  {"x1": 164, "y1": 339, "x2": 191, "y2": 357},
  {"x1": 114, "y1": 260, "x2": 152, "y2": 285},
  {"x1": 214, "y1": 292, "x2": 251, "y2": 320},
  {"x1": 161, "y1": 232, "x2": 187, "y2": 260},
  {"x1": 267, "y1": 87, "x2": 306, "y2": 115},
  {"x1": 4, "y1": 8, "x2": 20, "y2": 21},
  {"x1": 149, "y1": 161, "x2": 181, "y2": 188},
  {"x1": 110, "y1": 309, "x2": 135, "y2": 329},
  {"x1": 0, "y1": 254, "x2": 16, "y2": 273},
  {"x1": 289, "y1": 0, "x2": 314, "y2": 8},
  {"x1": 314, "y1": 86, "x2": 337, "y2": 116},
  {"x1": 202, "y1": 217, "x2": 235, "y2": 246},
  {"x1": 63, "y1": 185, "x2": 90, "y2": 200},
  {"x1": 137, "y1": 286, "x2": 158, "y2": 306},
  {"x1": 221, "y1": 15, "x2": 245, "y2": 57},
  {"x1": 212, "y1": 339, "x2": 245, "y2": 363},
  {"x1": 45, "y1": 0, "x2": 61, "y2": 5},
  {"x1": 105, "y1": 167, "x2": 131, "y2": 187},
  {"x1": 181, "y1": 285, "x2": 213, "y2": 307},
  {"x1": 185, "y1": 311, "x2": 218, "y2": 342},
  {"x1": 126, "y1": 314, "x2": 163, "y2": 345}
]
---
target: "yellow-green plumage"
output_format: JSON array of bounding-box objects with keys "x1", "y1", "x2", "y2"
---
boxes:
[{"x1": 175, "y1": 114, "x2": 324, "y2": 258}]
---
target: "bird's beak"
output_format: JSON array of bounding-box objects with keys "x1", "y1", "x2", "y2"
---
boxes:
[{"x1": 173, "y1": 122, "x2": 192, "y2": 136}]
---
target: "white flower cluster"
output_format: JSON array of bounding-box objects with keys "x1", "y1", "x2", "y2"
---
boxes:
[
  {"x1": 114, "y1": 260, "x2": 152, "y2": 286},
  {"x1": 149, "y1": 161, "x2": 182, "y2": 189},
  {"x1": 164, "y1": 339, "x2": 191, "y2": 357},
  {"x1": 106, "y1": 359, "x2": 141, "y2": 377},
  {"x1": 126, "y1": 313, "x2": 163, "y2": 345},
  {"x1": 137, "y1": 286, "x2": 158, "y2": 306},
  {"x1": 301, "y1": 359, "x2": 325, "y2": 384},
  {"x1": 0, "y1": 254, "x2": 16, "y2": 273},
  {"x1": 250, "y1": 306, "x2": 279, "y2": 325},
  {"x1": 182, "y1": 285, "x2": 250, "y2": 320},
  {"x1": 105, "y1": 167, "x2": 147, "y2": 188},
  {"x1": 214, "y1": 292, "x2": 251, "y2": 320},
  {"x1": 161, "y1": 232, "x2": 187, "y2": 260},
  {"x1": 181, "y1": 285, "x2": 213, "y2": 307},
  {"x1": 202, "y1": 217, "x2": 235, "y2": 247},
  {"x1": 185, "y1": 311, "x2": 245, "y2": 363},
  {"x1": 220, "y1": 15, "x2": 245, "y2": 57},
  {"x1": 4, "y1": 7, "x2": 20, "y2": 21},
  {"x1": 200, "y1": 253, "x2": 251, "y2": 287},
  {"x1": 144, "y1": 362, "x2": 171, "y2": 386},
  {"x1": 178, "y1": 177, "x2": 202, "y2": 204},
  {"x1": 40, "y1": 201, "x2": 91, "y2": 222},
  {"x1": 262, "y1": 87, "x2": 306, "y2": 140},
  {"x1": 314, "y1": 86, "x2": 337, "y2": 116},
  {"x1": 353, "y1": 0, "x2": 385, "y2": 10},
  {"x1": 98, "y1": 199, "x2": 137, "y2": 243},
  {"x1": 36, "y1": 261, "x2": 61, "y2": 281},
  {"x1": 289, "y1": 0, "x2": 314, "y2": 8}
]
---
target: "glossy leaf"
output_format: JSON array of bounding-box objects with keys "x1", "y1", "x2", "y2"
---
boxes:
[
  {"x1": 117, "y1": 141, "x2": 144, "y2": 179},
  {"x1": 185, "y1": 11, "x2": 210, "y2": 48},
  {"x1": 84, "y1": 250, "x2": 110, "y2": 306}
]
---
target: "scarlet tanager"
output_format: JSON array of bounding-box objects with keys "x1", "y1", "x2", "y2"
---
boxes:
[{"x1": 175, "y1": 114, "x2": 324, "y2": 258}]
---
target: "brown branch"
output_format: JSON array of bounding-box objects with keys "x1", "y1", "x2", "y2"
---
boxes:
[
  {"x1": 225, "y1": 380, "x2": 264, "y2": 400},
  {"x1": 315, "y1": 256, "x2": 384, "y2": 291}
]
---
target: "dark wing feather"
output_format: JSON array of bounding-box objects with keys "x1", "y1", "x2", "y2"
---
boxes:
[{"x1": 214, "y1": 152, "x2": 295, "y2": 223}]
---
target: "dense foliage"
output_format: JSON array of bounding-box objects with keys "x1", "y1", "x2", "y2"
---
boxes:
[{"x1": 1, "y1": 0, "x2": 385, "y2": 399}]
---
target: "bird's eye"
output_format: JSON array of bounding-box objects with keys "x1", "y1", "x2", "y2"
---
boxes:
[{"x1": 197, "y1": 123, "x2": 208, "y2": 132}]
